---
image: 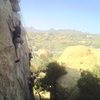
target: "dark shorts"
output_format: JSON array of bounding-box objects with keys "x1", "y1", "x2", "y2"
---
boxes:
[{"x1": 13, "y1": 37, "x2": 21, "y2": 48}]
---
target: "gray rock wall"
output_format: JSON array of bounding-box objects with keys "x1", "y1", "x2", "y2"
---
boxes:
[{"x1": 0, "y1": 0, "x2": 30, "y2": 100}]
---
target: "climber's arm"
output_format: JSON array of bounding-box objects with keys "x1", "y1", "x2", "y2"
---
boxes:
[{"x1": 7, "y1": 19, "x2": 15, "y2": 32}]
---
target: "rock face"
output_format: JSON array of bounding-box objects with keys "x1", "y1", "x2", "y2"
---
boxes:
[{"x1": 0, "y1": 0, "x2": 30, "y2": 100}]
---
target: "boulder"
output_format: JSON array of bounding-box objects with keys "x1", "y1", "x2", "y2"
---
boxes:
[{"x1": 57, "y1": 45, "x2": 100, "y2": 99}]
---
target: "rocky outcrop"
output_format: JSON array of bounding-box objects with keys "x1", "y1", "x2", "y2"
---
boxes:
[
  {"x1": 57, "y1": 45, "x2": 100, "y2": 99},
  {"x1": 0, "y1": 0, "x2": 30, "y2": 100},
  {"x1": 57, "y1": 45, "x2": 98, "y2": 70}
]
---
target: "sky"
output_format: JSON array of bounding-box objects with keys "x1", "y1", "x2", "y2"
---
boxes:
[{"x1": 20, "y1": 0, "x2": 100, "y2": 33}]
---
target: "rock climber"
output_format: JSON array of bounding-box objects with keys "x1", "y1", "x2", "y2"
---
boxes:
[{"x1": 8, "y1": 19, "x2": 23, "y2": 63}]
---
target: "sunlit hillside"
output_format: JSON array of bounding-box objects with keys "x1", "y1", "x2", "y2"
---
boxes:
[
  {"x1": 26, "y1": 29, "x2": 100, "y2": 100},
  {"x1": 27, "y1": 29, "x2": 100, "y2": 55},
  {"x1": 26, "y1": 29, "x2": 100, "y2": 71}
]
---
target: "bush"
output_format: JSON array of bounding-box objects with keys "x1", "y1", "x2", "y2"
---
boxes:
[
  {"x1": 40, "y1": 62, "x2": 67, "y2": 90},
  {"x1": 77, "y1": 71, "x2": 100, "y2": 100},
  {"x1": 34, "y1": 62, "x2": 67, "y2": 100}
]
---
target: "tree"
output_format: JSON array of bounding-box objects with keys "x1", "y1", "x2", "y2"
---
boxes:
[
  {"x1": 40, "y1": 62, "x2": 67, "y2": 100},
  {"x1": 78, "y1": 71, "x2": 100, "y2": 100}
]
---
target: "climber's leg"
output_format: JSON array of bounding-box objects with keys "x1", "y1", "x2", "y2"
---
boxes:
[
  {"x1": 14, "y1": 38, "x2": 21, "y2": 63},
  {"x1": 15, "y1": 43, "x2": 20, "y2": 62}
]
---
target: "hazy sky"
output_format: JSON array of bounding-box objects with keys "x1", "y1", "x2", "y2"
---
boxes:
[{"x1": 20, "y1": 0, "x2": 100, "y2": 33}]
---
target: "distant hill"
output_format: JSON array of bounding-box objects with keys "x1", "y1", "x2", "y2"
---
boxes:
[
  {"x1": 26, "y1": 28, "x2": 100, "y2": 60},
  {"x1": 26, "y1": 27, "x2": 97, "y2": 34},
  {"x1": 26, "y1": 27, "x2": 39, "y2": 32}
]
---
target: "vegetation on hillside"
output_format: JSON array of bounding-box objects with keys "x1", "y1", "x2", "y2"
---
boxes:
[
  {"x1": 34, "y1": 62, "x2": 67, "y2": 100},
  {"x1": 27, "y1": 30, "x2": 100, "y2": 52},
  {"x1": 26, "y1": 29, "x2": 100, "y2": 100},
  {"x1": 78, "y1": 69, "x2": 100, "y2": 100},
  {"x1": 27, "y1": 30, "x2": 100, "y2": 71}
]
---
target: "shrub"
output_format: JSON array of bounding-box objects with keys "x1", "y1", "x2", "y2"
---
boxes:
[
  {"x1": 40, "y1": 62, "x2": 67, "y2": 90},
  {"x1": 77, "y1": 71, "x2": 100, "y2": 100}
]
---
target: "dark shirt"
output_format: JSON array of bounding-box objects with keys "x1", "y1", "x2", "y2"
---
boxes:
[{"x1": 13, "y1": 26, "x2": 21, "y2": 39}]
